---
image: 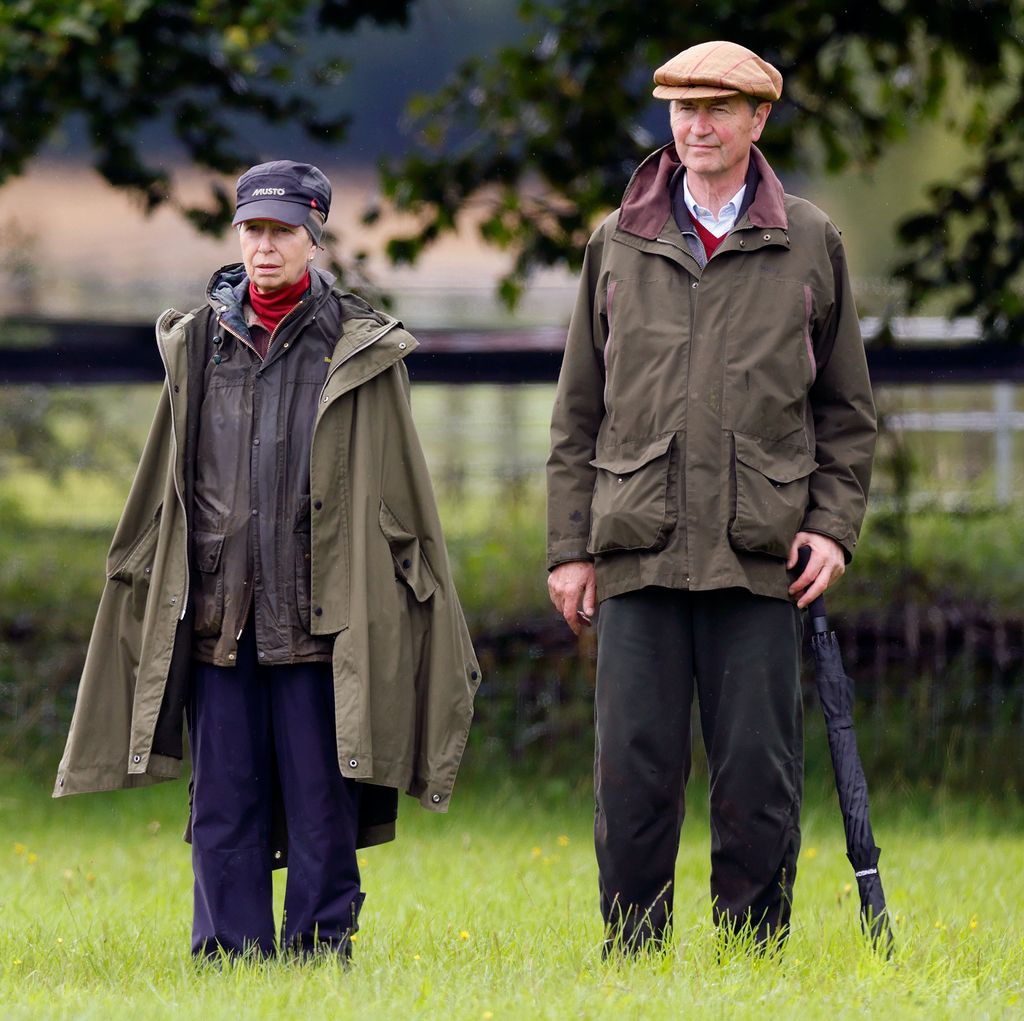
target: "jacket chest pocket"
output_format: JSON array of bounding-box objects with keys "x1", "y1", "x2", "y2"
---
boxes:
[
  {"x1": 727, "y1": 432, "x2": 817, "y2": 559},
  {"x1": 586, "y1": 433, "x2": 677, "y2": 555},
  {"x1": 191, "y1": 531, "x2": 226, "y2": 637}
]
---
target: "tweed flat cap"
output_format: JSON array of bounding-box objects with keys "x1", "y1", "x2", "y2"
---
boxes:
[{"x1": 653, "y1": 41, "x2": 782, "y2": 102}]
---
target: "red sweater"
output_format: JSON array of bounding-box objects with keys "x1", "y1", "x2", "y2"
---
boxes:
[{"x1": 688, "y1": 213, "x2": 725, "y2": 258}]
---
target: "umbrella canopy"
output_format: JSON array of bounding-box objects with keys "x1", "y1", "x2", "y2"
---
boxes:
[{"x1": 798, "y1": 548, "x2": 894, "y2": 954}]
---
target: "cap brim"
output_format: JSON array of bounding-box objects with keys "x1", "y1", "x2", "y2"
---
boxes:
[
  {"x1": 653, "y1": 84, "x2": 745, "y2": 100},
  {"x1": 232, "y1": 198, "x2": 311, "y2": 227}
]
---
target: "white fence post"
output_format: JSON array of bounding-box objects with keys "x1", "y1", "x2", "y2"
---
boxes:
[{"x1": 994, "y1": 382, "x2": 1014, "y2": 506}]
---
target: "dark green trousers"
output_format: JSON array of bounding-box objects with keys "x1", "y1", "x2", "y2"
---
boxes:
[{"x1": 595, "y1": 586, "x2": 803, "y2": 949}]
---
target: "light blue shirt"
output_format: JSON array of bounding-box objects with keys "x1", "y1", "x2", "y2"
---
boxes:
[{"x1": 682, "y1": 174, "x2": 747, "y2": 237}]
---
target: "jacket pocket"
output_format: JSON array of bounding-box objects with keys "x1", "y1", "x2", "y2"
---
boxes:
[
  {"x1": 728, "y1": 432, "x2": 818, "y2": 559},
  {"x1": 294, "y1": 495, "x2": 312, "y2": 632},
  {"x1": 107, "y1": 504, "x2": 163, "y2": 620},
  {"x1": 191, "y1": 530, "x2": 226, "y2": 638},
  {"x1": 380, "y1": 500, "x2": 438, "y2": 602},
  {"x1": 586, "y1": 433, "x2": 676, "y2": 555}
]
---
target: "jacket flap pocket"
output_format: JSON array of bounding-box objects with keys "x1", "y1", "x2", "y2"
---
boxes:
[
  {"x1": 379, "y1": 500, "x2": 437, "y2": 602},
  {"x1": 734, "y1": 432, "x2": 817, "y2": 484},
  {"x1": 107, "y1": 504, "x2": 163, "y2": 582},
  {"x1": 194, "y1": 531, "x2": 225, "y2": 574},
  {"x1": 590, "y1": 433, "x2": 673, "y2": 475}
]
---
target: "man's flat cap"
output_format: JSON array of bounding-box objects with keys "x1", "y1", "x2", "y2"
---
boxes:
[{"x1": 653, "y1": 41, "x2": 782, "y2": 102}]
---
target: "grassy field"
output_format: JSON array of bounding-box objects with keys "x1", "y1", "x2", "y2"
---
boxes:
[{"x1": 2, "y1": 762, "x2": 1022, "y2": 1020}]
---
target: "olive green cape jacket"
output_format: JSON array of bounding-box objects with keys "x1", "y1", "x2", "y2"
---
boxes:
[{"x1": 54, "y1": 296, "x2": 481, "y2": 850}]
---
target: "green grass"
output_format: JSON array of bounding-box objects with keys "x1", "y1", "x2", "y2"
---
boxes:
[{"x1": 2, "y1": 763, "x2": 1022, "y2": 1020}]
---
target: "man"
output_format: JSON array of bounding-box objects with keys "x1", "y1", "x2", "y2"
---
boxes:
[
  {"x1": 54, "y1": 160, "x2": 481, "y2": 960},
  {"x1": 546, "y1": 41, "x2": 876, "y2": 950}
]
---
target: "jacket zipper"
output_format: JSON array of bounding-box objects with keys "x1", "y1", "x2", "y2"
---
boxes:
[{"x1": 155, "y1": 309, "x2": 191, "y2": 620}]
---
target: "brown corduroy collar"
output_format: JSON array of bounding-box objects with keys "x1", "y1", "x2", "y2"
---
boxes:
[{"x1": 617, "y1": 143, "x2": 787, "y2": 240}]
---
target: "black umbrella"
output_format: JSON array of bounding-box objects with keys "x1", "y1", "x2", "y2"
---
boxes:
[{"x1": 797, "y1": 547, "x2": 894, "y2": 954}]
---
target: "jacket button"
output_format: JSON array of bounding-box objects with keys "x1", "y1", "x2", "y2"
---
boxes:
[
  {"x1": 228, "y1": 652, "x2": 236, "y2": 661},
  {"x1": 691, "y1": 281, "x2": 698, "y2": 289},
  {"x1": 349, "y1": 758, "x2": 358, "y2": 768},
  {"x1": 314, "y1": 606, "x2": 323, "y2": 616},
  {"x1": 739, "y1": 239, "x2": 745, "y2": 247},
  {"x1": 314, "y1": 500, "x2": 323, "y2": 510},
  {"x1": 471, "y1": 670, "x2": 478, "y2": 680},
  {"x1": 764, "y1": 233, "x2": 771, "y2": 241},
  {"x1": 398, "y1": 341, "x2": 407, "y2": 350},
  {"x1": 431, "y1": 794, "x2": 441, "y2": 804},
  {"x1": 58, "y1": 777, "x2": 64, "y2": 787},
  {"x1": 274, "y1": 850, "x2": 282, "y2": 860},
  {"x1": 402, "y1": 558, "x2": 412, "y2": 569},
  {"x1": 132, "y1": 754, "x2": 141, "y2": 763}
]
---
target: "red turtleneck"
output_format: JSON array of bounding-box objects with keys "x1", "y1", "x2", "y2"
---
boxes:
[{"x1": 249, "y1": 271, "x2": 310, "y2": 337}]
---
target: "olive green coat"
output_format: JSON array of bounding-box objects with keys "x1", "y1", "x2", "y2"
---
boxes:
[
  {"x1": 547, "y1": 145, "x2": 877, "y2": 601},
  {"x1": 54, "y1": 299, "x2": 481, "y2": 847}
]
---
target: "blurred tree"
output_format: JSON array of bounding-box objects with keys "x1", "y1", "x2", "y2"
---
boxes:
[
  {"x1": 0, "y1": 0, "x2": 415, "y2": 289},
  {"x1": 377, "y1": 0, "x2": 1024, "y2": 336}
]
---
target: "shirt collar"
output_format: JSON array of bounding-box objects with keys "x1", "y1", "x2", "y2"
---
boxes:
[{"x1": 682, "y1": 173, "x2": 747, "y2": 234}]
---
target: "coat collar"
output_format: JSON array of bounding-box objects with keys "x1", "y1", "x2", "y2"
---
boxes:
[{"x1": 617, "y1": 143, "x2": 788, "y2": 240}]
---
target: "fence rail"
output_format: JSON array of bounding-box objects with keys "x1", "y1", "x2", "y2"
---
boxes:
[{"x1": 3, "y1": 315, "x2": 1024, "y2": 385}]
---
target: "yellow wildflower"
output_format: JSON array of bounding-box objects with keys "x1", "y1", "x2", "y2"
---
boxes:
[
  {"x1": 804, "y1": 847, "x2": 818, "y2": 859},
  {"x1": 27, "y1": 853, "x2": 38, "y2": 865},
  {"x1": 413, "y1": 954, "x2": 421, "y2": 960},
  {"x1": 531, "y1": 846, "x2": 542, "y2": 859},
  {"x1": 969, "y1": 917, "x2": 978, "y2": 930},
  {"x1": 63, "y1": 869, "x2": 74, "y2": 881},
  {"x1": 349, "y1": 934, "x2": 358, "y2": 942},
  {"x1": 483, "y1": 1013, "x2": 494, "y2": 1019},
  {"x1": 459, "y1": 930, "x2": 470, "y2": 941},
  {"x1": 13, "y1": 960, "x2": 21, "y2": 966},
  {"x1": 557, "y1": 835, "x2": 570, "y2": 847},
  {"x1": 13, "y1": 843, "x2": 26, "y2": 856},
  {"x1": 57, "y1": 938, "x2": 63, "y2": 945},
  {"x1": 843, "y1": 883, "x2": 852, "y2": 894}
]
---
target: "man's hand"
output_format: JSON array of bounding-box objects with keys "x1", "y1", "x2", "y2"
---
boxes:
[
  {"x1": 547, "y1": 560, "x2": 597, "y2": 636},
  {"x1": 786, "y1": 532, "x2": 845, "y2": 609}
]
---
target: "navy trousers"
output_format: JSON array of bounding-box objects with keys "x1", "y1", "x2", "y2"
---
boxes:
[{"x1": 187, "y1": 627, "x2": 363, "y2": 958}]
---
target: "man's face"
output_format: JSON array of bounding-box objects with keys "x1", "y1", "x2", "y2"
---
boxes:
[
  {"x1": 238, "y1": 219, "x2": 314, "y2": 293},
  {"x1": 669, "y1": 95, "x2": 770, "y2": 184}
]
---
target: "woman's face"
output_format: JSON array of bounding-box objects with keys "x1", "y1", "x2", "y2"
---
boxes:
[{"x1": 238, "y1": 219, "x2": 315, "y2": 293}]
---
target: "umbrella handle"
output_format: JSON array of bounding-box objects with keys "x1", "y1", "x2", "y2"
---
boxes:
[{"x1": 795, "y1": 546, "x2": 830, "y2": 635}]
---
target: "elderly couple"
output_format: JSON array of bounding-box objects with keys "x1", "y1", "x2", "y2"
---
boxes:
[{"x1": 54, "y1": 41, "x2": 875, "y2": 960}]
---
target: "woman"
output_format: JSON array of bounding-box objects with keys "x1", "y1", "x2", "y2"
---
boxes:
[{"x1": 54, "y1": 160, "x2": 481, "y2": 960}]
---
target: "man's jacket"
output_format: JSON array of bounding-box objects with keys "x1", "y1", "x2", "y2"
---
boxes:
[
  {"x1": 54, "y1": 285, "x2": 482, "y2": 850},
  {"x1": 547, "y1": 144, "x2": 877, "y2": 602}
]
